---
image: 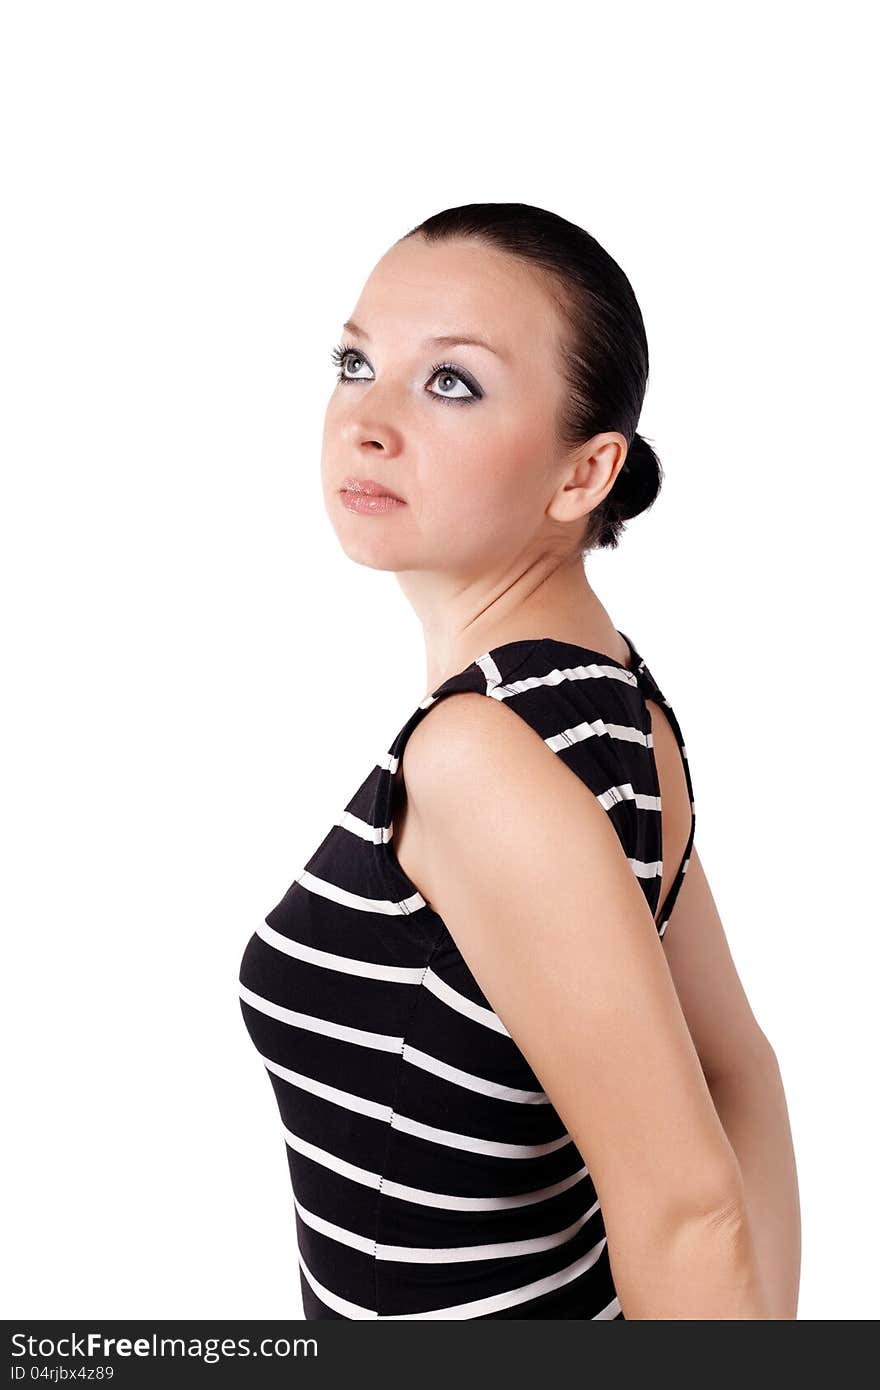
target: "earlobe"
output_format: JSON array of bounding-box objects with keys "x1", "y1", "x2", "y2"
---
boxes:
[
  {"x1": 545, "y1": 486, "x2": 595, "y2": 528},
  {"x1": 557, "y1": 431, "x2": 628, "y2": 514}
]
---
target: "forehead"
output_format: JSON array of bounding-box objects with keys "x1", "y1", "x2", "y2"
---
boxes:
[{"x1": 350, "y1": 235, "x2": 563, "y2": 361}]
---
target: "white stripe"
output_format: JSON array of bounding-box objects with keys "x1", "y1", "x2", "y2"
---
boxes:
[
  {"x1": 253, "y1": 1041, "x2": 567, "y2": 1159},
  {"x1": 628, "y1": 857, "x2": 663, "y2": 880},
  {"x1": 255, "y1": 920, "x2": 424, "y2": 983},
  {"x1": 298, "y1": 1251, "x2": 376, "y2": 1319},
  {"x1": 253, "y1": 935, "x2": 513, "y2": 1043},
  {"x1": 239, "y1": 983, "x2": 403, "y2": 1053},
  {"x1": 475, "y1": 651, "x2": 505, "y2": 690},
  {"x1": 389, "y1": 1107, "x2": 571, "y2": 1160},
  {"x1": 260, "y1": 1052, "x2": 393, "y2": 1123},
  {"x1": 596, "y1": 782, "x2": 662, "y2": 813},
  {"x1": 597, "y1": 781, "x2": 634, "y2": 809},
  {"x1": 379, "y1": 1198, "x2": 602, "y2": 1264},
  {"x1": 422, "y1": 967, "x2": 511, "y2": 1037},
  {"x1": 282, "y1": 1122, "x2": 383, "y2": 1194},
  {"x1": 292, "y1": 1187, "x2": 602, "y2": 1264},
  {"x1": 380, "y1": 1163, "x2": 590, "y2": 1212},
  {"x1": 403, "y1": 1043, "x2": 548, "y2": 1104},
  {"x1": 383, "y1": 1237, "x2": 610, "y2": 1318},
  {"x1": 337, "y1": 808, "x2": 389, "y2": 843},
  {"x1": 255, "y1": 1044, "x2": 568, "y2": 1159},
  {"x1": 298, "y1": 1239, "x2": 614, "y2": 1320},
  {"x1": 295, "y1": 867, "x2": 424, "y2": 916},
  {"x1": 546, "y1": 716, "x2": 651, "y2": 754},
  {"x1": 280, "y1": 1118, "x2": 590, "y2": 1210},
  {"x1": 241, "y1": 981, "x2": 546, "y2": 1103},
  {"x1": 485, "y1": 658, "x2": 639, "y2": 703},
  {"x1": 294, "y1": 1191, "x2": 376, "y2": 1257}
]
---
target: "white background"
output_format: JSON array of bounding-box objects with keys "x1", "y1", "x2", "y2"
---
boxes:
[{"x1": 2, "y1": 0, "x2": 876, "y2": 1320}]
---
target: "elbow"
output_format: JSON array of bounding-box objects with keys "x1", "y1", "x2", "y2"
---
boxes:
[
  {"x1": 658, "y1": 1156, "x2": 751, "y2": 1237},
  {"x1": 749, "y1": 1027, "x2": 780, "y2": 1077},
  {"x1": 610, "y1": 1159, "x2": 751, "y2": 1265},
  {"x1": 762, "y1": 1038, "x2": 782, "y2": 1080},
  {"x1": 750, "y1": 1027, "x2": 782, "y2": 1079},
  {"x1": 698, "y1": 1187, "x2": 753, "y2": 1241},
  {"x1": 615, "y1": 1183, "x2": 772, "y2": 1319}
]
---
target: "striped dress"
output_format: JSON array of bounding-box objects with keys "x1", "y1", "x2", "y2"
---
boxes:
[{"x1": 238, "y1": 632, "x2": 696, "y2": 1319}]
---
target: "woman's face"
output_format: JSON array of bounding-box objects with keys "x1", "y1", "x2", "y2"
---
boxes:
[{"x1": 321, "y1": 236, "x2": 578, "y2": 578}]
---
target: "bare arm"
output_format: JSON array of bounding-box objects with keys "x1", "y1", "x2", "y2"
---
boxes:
[
  {"x1": 661, "y1": 847, "x2": 801, "y2": 1318},
  {"x1": 705, "y1": 1060, "x2": 800, "y2": 1318},
  {"x1": 402, "y1": 693, "x2": 773, "y2": 1320}
]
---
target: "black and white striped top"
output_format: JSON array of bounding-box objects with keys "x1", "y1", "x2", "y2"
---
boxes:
[{"x1": 238, "y1": 632, "x2": 696, "y2": 1319}]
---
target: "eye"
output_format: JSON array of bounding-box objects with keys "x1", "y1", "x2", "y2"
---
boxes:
[
  {"x1": 427, "y1": 362, "x2": 479, "y2": 405},
  {"x1": 329, "y1": 342, "x2": 482, "y2": 406},
  {"x1": 330, "y1": 342, "x2": 373, "y2": 382}
]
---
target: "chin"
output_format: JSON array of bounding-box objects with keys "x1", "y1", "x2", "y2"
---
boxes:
[{"x1": 332, "y1": 531, "x2": 410, "y2": 573}]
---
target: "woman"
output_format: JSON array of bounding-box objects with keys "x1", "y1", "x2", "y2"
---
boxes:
[{"x1": 239, "y1": 202, "x2": 800, "y2": 1320}]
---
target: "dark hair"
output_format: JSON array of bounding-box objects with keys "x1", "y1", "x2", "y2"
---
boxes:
[{"x1": 401, "y1": 202, "x2": 663, "y2": 553}]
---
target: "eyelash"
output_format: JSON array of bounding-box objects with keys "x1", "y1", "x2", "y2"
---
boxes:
[{"x1": 329, "y1": 340, "x2": 481, "y2": 406}]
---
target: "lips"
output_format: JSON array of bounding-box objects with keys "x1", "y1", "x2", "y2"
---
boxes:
[{"x1": 340, "y1": 475, "x2": 405, "y2": 503}]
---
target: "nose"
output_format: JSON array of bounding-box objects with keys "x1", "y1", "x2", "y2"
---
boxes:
[{"x1": 342, "y1": 413, "x2": 403, "y2": 456}]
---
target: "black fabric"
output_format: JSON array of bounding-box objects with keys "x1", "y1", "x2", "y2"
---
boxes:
[{"x1": 239, "y1": 633, "x2": 696, "y2": 1319}]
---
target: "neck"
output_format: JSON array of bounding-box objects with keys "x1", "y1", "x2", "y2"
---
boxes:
[{"x1": 396, "y1": 548, "x2": 626, "y2": 692}]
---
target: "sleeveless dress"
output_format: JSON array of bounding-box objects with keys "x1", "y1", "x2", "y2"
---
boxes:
[{"x1": 238, "y1": 631, "x2": 696, "y2": 1320}]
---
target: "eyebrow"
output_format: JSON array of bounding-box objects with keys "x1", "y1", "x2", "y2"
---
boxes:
[{"x1": 343, "y1": 319, "x2": 508, "y2": 361}]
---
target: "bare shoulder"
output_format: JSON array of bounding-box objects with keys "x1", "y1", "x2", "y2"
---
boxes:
[
  {"x1": 397, "y1": 690, "x2": 583, "y2": 918},
  {"x1": 401, "y1": 689, "x2": 553, "y2": 806}
]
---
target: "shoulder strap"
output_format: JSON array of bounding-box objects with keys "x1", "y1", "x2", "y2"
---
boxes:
[{"x1": 619, "y1": 630, "x2": 697, "y2": 935}]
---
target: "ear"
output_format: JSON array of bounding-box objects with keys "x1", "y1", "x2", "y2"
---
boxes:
[{"x1": 546, "y1": 431, "x2": 628, "y2": 525}]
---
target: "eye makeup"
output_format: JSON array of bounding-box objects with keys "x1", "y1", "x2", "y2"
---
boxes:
[{"x1": 329, "y1": 342, "x2": 484, "y2": 406}]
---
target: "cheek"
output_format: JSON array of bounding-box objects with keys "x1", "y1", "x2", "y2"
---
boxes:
[
  {"x1": 425, "y1": 417, "x2": 549, "y2": 532},
  {"x1": 320, "y1": 403, "x2": 340, "y2": 480}
]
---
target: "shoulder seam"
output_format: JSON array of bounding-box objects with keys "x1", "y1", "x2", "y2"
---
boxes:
[{"x1": 435, "y1": 637, "x2": 546, "y2": 699}]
